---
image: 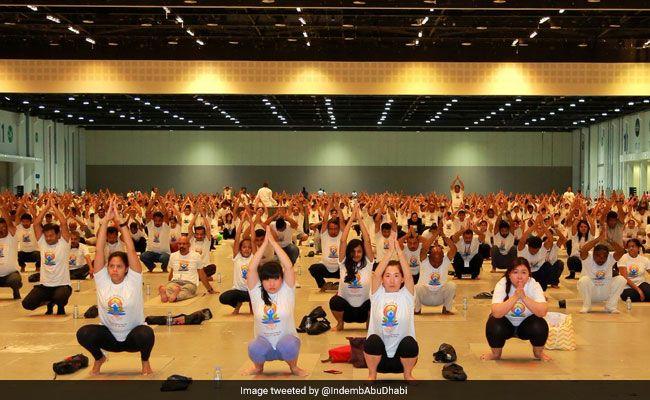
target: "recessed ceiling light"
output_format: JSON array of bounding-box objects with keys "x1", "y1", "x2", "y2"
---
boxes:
[
  {"x1": 609, "y1": 24, "x2": 620, "y2": 28},
  {"x1": 493, "y1": 0, "x2": 506, "y2": 3},
  {"x1": 344, "y1": 37, "x2": 355, "y2": 41},
  {"x1": 82, "y1": 20, "x2": 94, "y2": 24},
  {"x1": 461, "y1": 42, "x2": 472, "y2": 46},
  {"x1": 168, "y1": 41, "x2": 178, "y2": 45},
  {"x1": 207, "y1": 23, "x2": 219, "y2": 27},
  {"x1": 49, "y1": 42, "x2": 59, "y2": 46},
  {"x1": 229, "y1": 41, "x2": 239, "y2": 44},
  {"x1": 587, "y1": 0, "x2": 600, "y2": 3},
  {"x1": 353, "y1": 1, "x2": 366, "y2": 4},
  {"x1": 4, "y1": 22, "x2": 15, "y2": 25},
  {"x1": 141, "y1": 23, "x2": 152, "y2": 27},
  {"x1": 274, "y1": 23, "x2": 286, "y2": 27},
  {"x1": 476, "y1": 26, "x2": 487, "y2": 30},
  {"x1": 342, "y1": 24, "x2": 354, "y2": 28},
  {"x1": 108, "y1": 42, "x2": 118, "y2": 46},
  {"x1": 287, "y1": 38, "x2": 297, "y2": 42},
  {"x1": 261, "y1": 0, "x2": 275, "y2": 3},
  {"x1": 184, "y1": 0, "x2": 197, "y2": 3},
  {"x1": 578, "y1": 43, "x2": 588, "y2": 47},
  {"x1": 550, "y1": 25, "x2": 561, "y2": 30}
]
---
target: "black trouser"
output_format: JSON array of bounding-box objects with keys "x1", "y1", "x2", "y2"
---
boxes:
[
  {"x1": 18, "y1": 251, "x2": 40, "y2": 270},
  {"x1": 76, "y1": 324, "x2": 155, "y2": 361},
  {"x1": 329, "y1": 295, "x2": 370, "y2": 323},
  {"x1": 621, "y1": 282, "x2": 650, "y2": 302},
  {"x1": 203, "y1": 264, "x2": 216, "y2": 277},
  {"x1": 133, "y1": 237, "x2": 147, "y2": 253},
  {"x1": 531, "y1": 260, "x2": 564, "y2": 291},
  {"x1": 222, "y1": 228, "x2": 236, "y2": 240},
  {"x1": 567, "y1": 256, "x2": 582, "y2": 273},
  {"x1": 22, "y1": 284, "x2": 72, "y2": 312},
  {"x1": 309, "y1": 263, "x2": 339, "y2": 288},
  {"x1": 565, "y1": 240, "x2": 572, "y2": 258},
  {"x1": 452, "y1": 253, "x2": 483, "y2": 279},
  {"x1": 70, "y1": 265, "x2": 90, "y2": 280},
  {"x1": 412, "y1": 273, "x2": 420, "y2": 284},
  {"x1": 491, "y1": 246, "x2": 517, "y2": 270},
  {"x1": 0, "y1": 271, "x2": 22, "y2": 297},
  {"x1": 479, "y1": 243, "x2": 491, "y2": 260},
  {"x1": 219, "y1": 289, "x2": 250, "y2": 308},
  {"x1": 485, "y1": 314, "x2": 549, "y2": 348},
  {"x1": 363, "y1": 334, "x2": 419, "y2": 374}
]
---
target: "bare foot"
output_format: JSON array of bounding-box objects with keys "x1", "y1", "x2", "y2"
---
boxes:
[
  {"x1": 533, "y1": 351, "x2": 552, "y2": 362},
  {"x1": 442, "y1": 307, "x2": 454, "y2": 315},
  {"x1": 141, "y1": 361, "x2": 153, "y2": 375},
  {"x1": 367, "y1": 373, "x2": 377, "y2": 381},
  {"x1": 491, "y1": 269, "x2": 499, "y2": 273},
  {"x1": 414, "y1": 310, "x2": 421, "y2": 315},
  {"x1": 90, "y1": 356, "x2": 108, "y2": 375},
  {"x1": 550, "y1": 284, "x2": 559, "y2": 289},
  {"x1": 403, "y1": 373, "x2": 417, "y2": 381},
  {"x1": 242, "y1": 365, "x2": 264, "y2": 376},
  {"x1": 290, "y1": 366, "x2": 309, "y2": 377},
  {"x1": 158, "y1": 286, "x2": 168, "y2": 303},
  {"x1": 168, "y1": 286, "x2": 181, "y2": 302},
  {"x1": 232, "y1": 308, "x2": 240, "y2": 315},
  {"x1": 480, "y1": 353, "x2": 501, "y2": 361},
  {"x1": 334, "y1": 323, "x2": 344, "y2": 332}
]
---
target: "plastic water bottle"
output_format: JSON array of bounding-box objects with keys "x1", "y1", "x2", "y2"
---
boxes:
[
  {"x1": 213, "y1": 366, "x2": 222, "y2": 381},
  {"x1": 146, "y1": 284, "x2": 151, "y2": 296},
  {"x1": 462, "y1": 297, "x2": 468, "y2": 310},
  {"x1": 166, "y1": 311, "x2": 173, "y2": 326},
  {"x1": 297, "y1": 265, "x2": 302, "y2": 276},
  {"x1": 75, "y1": 281, "x2": 81, "y2": 292},
  {"x1": 217, "y1": 272, "x2": 222, "y2": 284},
  {"x1": 626, "y1": 297, "x2": 632, "y2": 312},
  {"x1": 73, "y1": 305, "x2": 79, "y2": 319}
]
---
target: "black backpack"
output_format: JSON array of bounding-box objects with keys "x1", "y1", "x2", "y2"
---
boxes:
[{"x1": 53, "y1": 354, "x2": 89, "y2": 375}]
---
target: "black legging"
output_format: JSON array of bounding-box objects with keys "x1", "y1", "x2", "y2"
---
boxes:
[
  {"x1": 76, "y1": 324, "x2": 155, "y2": 361},
  {"x1": 309, "y1": 263, "x2": 339, "y2": 288},
  {"x1": 452, "y1": 253, "x2": 483, "y2": 279},
  {"x1": 531, "y1": 260, "x2": 564, "y2": 291},
  {"x1": 567, "y1": 256, "x2": 583, "y2": 273},
  {"x1": 479, "y1": 243, "x2": 491, "y2": 260},
  {"x1": 364, "y1": 334, "x2": 419, "y2": 374},
  {"x1": 203, "y1": 264, "x2": 216, "y2": 277},
  {"x1": 219, "y1": 289, "x2": 250, "y2": 308},
  {"x1": 329, "y1": 295, "x2": 370, "y2": 323},
  {"x1": 22, "y1": 284, "x2": 72, "y2": 313},
  {"x1": 222, "y1": 228, "x2": 236, "y2": 239},
  {"x1": 485, "y1": 314, "x2": 549, "y2": 348},
  {"x1": 621, "y1": 282, "x2": 650, "y2": 302}
]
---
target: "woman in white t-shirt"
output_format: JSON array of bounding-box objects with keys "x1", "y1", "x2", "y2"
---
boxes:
[
  {"x1": 481, "y1": 257, "x2": 550, "y2": 361},
  {"x1": 617, "y1": 238, "x2": 650, "y2": 302},
  {"x1": 76, "y1": 201, "x2": 154, "y2": 376},
  {"x1": 329, "y1": 206, "x2": 374, "y2": 331},
  {"x1": 244, "y1": 225, "x2": 307, "y2": 377},
  {"x1": 364, "y1": 235, "x2": 418, "y2": 381},
  {"x1": 220, "y1": 213, "x2": 254, "y2": 314}
]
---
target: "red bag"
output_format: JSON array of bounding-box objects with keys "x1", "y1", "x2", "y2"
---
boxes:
[{"x1": 327, "y1": 345, "x2": 351, "y2": 363}]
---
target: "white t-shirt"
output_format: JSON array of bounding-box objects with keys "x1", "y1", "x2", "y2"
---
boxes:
[
  {"x1": 368, "y1": 286, "x2": 416, "y2": 358},
  {"x1": 15, "y1": 225, "x2": 38, "y2": 252},
  {"x1": 180, "y1": 213, "x2": 194, "y2": 234},
  {"x1": 418, "y1": 256, "x2": 451, "y2": 292},
  {"x1": 321, "y1": 232, "x2": 342, "y2": 273},
  {"x1": 570, "y1": 235, "x2": 588, "y2": 257},
  {"x1": 38, "y1": 236, "x2": 71, "y2": 287},
  {"x1": 250, "y1": 282, "x2": 296, "y2": 349},
  {"x1": 492, "y1": 276, "x2": 545, "y2": 327},
  {"x1": 493, "y1": 233, "x2": 515, "y2": 255},
  {"x1": 168, "y1": 250, "x2": 203, "y2": 286},
  {"x1": 232, "y1": 253, "x2": 252, "y2": 291},
  {"x1": 617, "y1": 253, "x2": 649, "y2": 288},
  {"x1": 451, "y1": 189, "x2": 464, "y2": 209},
  {"x1": 169, "y1": 225, "x2": 181, "y2": 244},
  {"x1": 403, "y1": 244, "x2": 423, "y2": 276},
  {"x1": 0, "y1": 233, "x2": 19, "y2": 277},
  {"x1": 456, "y1": 237, "x2": 480, "y2": 267},
  {"x1": 271, "y1": 221, "x2": 294, "y2": 248},
  {"x1": 104, "y1": 241, "x2": 126, "y2": 262},
  {"x1": 256, "y1": 187, "x2": 277, "y2": 207},
  {"x1": 190, "y1": 237, "x2": 211, "y2": 266},
  {"x1": 95, "y1": 267, "x2": 145, "y2": 342},
  {"x1": 374, "y1": 232, "x2": 392, "y2": 262},
  {"x1": 68, "y1": 244, "x2": 89, "y2": 270},
  {"x1": 145, "y1": 221, "x2": 170, "y2": 253},
  {"x1": 337, "y1": 257, "x2": 374, "y2": 307},
  {"x1": 583, "y1": 251, "x2": 617, "y2": 287},
  {"x1": 518, "y1": 245, "x2": 547, "y2": 272}
]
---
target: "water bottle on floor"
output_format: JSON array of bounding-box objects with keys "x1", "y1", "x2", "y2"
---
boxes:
[
  {"x1": 146, "y1": 284, "x2": 151, "y2": 296},
  {"x1": 626, "y1": 297, "x2": 632, "y2": 312},
  {"x1": 75, "y1": 281, "x2": 81, "y2": 292},
  {"x1": 73, "y1": 305, "x2": 79, "y2": 319},
  {"x1": 213, "y1": 366, "x2": 222, "y2": 388},
  {"x1": 462, "y1": 297, "x2": 468, "y2": 311},
  {"x1": 166, "y1": 311, "x2": 173, "y2": 326},
  {"x1": 217, "y1": 272, "x2": 222, "y2": 284}
]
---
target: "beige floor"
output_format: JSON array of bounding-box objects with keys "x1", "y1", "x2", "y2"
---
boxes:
[{"x1": 1, "y1": 241, "x2": 648, "y2": 380}]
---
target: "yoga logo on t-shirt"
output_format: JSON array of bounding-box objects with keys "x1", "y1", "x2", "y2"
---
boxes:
[
  {"x1": 595, "y1": 270, "x2": 606, "y2": 281},
  {"x1": 68, "y1": 254, "x2": 76, "y2": 267},
  {"x1": 381, "y1": 303, "x2": 399, "y2": 329},
  {"x1": 429, "y1": 272, "x2": 441, "y2": 286},
  {"x1": 179, "y1": 261, "x2": 189, "y2": 271},
  {"x1": 241, "y1": 265, "x2": 248, "y2": 279},
  {"x1": 107, "y1": 296, "x2": 125, "y2": 316},
  {"x1": 153, "y1": 233, "x2": 160, "y2": 243},
  {"x1": 409, "y1": 256, "x2": 418, "y2": 268},
  {"x1": 348, "y1": 273, "x2": 362, "y2": 289},
  {"x1": 0, "y1": 245, "x2": 4, "y2": 258},
  {"x1": 510, "y1": 301, "x2": 526, "y2": 317},
  {"x1": 383, "y1": 240, "x2": 389, "y2": 250},
  {"x1": 628, "y1": 265, "x2": 639, "y2": 277},
  {"x1": 44, "y1": 251, "x2": 56, "y2": 266},
  {"x1": 22, "y1": 234, "x2": 30, "y2": 243},
  {"x1": 262, "y1": 303, "x2": 281, "y2": 325},
  {"x1": 328, "y1": 245, "x2": 338, "y2": 259}
]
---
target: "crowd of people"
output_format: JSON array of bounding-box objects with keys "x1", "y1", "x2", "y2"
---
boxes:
[{"x1": 0, "y1": 176, "x2": 649, "y2": 380}]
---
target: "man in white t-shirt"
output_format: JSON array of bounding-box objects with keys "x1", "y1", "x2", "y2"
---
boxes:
[
  {"x1": 450, "y1": 175, "x2": 465, "y2": 210},
  {"x1": 16, "y1": 213, "x2": 40, "y2": 272},
  {"x1": 268, "y1": 210, "x2": 300, "y2": 265},
  {"x1": 577, "y1": 236, "x2": 627, "y2": 313},
  {"x1": 256, "y1": 182, "x2": 277, "y2": 208},
  {"x1": 159, "y1": 236, "x2": 215, "y2": 302},
  {"x1": 189, "y1": 212, "x2": 217, "y2": 278},
  {"x1": 22, "y1": 197, "x2": 73, "y2": 315},
  {"x1": 68, "y1": 231, "x2": 91, "y2": 280},
  {"x1": 309, "y1": 216, "x2": 342, "y2": 291},
  {"x1": 451, "y1": 228, "x2": 485, "y2": 279},
  {"x1": 0, "y1": 211, "x2": 22, "y2": 299},
  {"x1": 140, "y1": 209, "x2": 171, "y2": 272}
]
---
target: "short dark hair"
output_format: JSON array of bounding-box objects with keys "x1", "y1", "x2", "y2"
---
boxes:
[
  {"x1": 380, "y1": 222, "x2": 392, "y2": 231},
  {"x1": 255, "y1": 228, "x2": 266, "y2": 238},
  {"x1": 527, "y1": 236, "x2": 543, "y2": 249},
  {"x1": 107, "y1": 226, "x2": 118, "y2": 235},
  {"x1": 42, "y1": 223, "x2": 60, "y2": 234},
  {"x1": 275, "y1": 218, "x2": 286, "y2": 230},
  {"x1": 20, "y1": 213, "x2": 33, "y2": 221},
  {"x1": 606, "y1": 211, "x2": 618, "y2": 220},
  {"x1": 153, "y1": 211, "x2": 164, "y2": 219}
]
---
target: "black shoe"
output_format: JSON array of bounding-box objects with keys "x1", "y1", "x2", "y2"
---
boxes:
[
  {"x1": 434, "y1": 343, "x2": 457, "y2": 363},
  {"x1": 45, "y1": 302, "x2": 54, "y2": 315}
]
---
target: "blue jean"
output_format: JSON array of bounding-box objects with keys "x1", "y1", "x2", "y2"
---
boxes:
[
  {"x1": 248, "y1": 335, "x2": 300, "y2": 364},
  {"x1": 140, "y1": 251, "x2": 170, "y2": 272},
  {"x1": 283, "y1": 243, "x2": 300, "y2": 265}
]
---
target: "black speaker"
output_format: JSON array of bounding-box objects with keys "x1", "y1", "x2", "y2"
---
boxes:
[
  {"x1": 629, "y1": 187, "x2": 638, "y2": 197},
  {"x1": 15, "y1": 185, "x2": 24, "y2": 197}
]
